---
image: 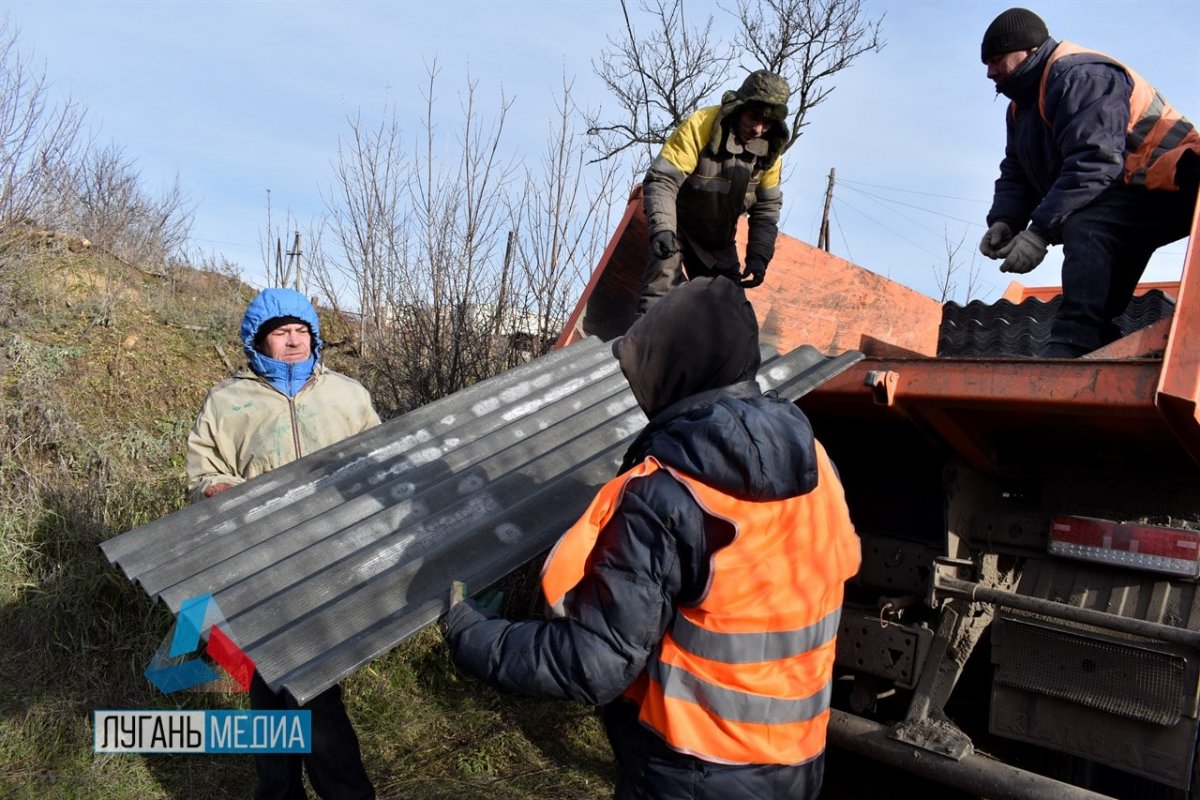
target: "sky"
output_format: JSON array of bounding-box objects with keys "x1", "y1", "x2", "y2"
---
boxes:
[{"x1": 4, "y1": 0, "x2": 1199, "y2": 304}]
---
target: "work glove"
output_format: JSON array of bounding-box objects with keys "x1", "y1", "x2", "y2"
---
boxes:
[
  {"x1": 650, "y1": 230, "x2": 679, "y2": 260},
  {"x1": 441, "y1": 580, "x2": 501, "y2": 641},
  {"x1": 740, "y1": 256, "x2": 768, "y2": 288},
  {"x1": 997, "y1": 230, "x2": 1049, "y2": 274},
  {"x1": 978, "y1": 221, "x2": 1013, "y2": 259},
  {"x1": 203, "y1": 482, "x2": 233, "y2": 498},
  {"x1": 448, "y1": 580, "x2": 467, "y2": 610},
  {"x1": 477, "y1": 587, "x2": 504, "y2": 615}
]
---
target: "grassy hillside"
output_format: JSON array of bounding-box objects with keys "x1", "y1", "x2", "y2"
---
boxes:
[{"x1": 0, "y1": 239, "x2": 613, "y2": 799}]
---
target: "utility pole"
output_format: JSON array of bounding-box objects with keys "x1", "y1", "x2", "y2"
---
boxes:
[
  {"x1": 286, "y1": 231, "x2": 302, "y2": 291},
  {"x1": 265, "y1": 188, "x2": 273, "y2": 278},
  {"x1": 817, "y1": 167, "x2": 836, "y2": 252}
]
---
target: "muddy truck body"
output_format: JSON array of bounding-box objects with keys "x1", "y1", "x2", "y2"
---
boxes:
[{"x1": 104, "y1": 187, "x2": 1200, "y2": 799}]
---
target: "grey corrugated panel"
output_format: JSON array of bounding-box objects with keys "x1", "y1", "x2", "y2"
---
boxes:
[
  {"x1": 937, "y1": 291, "x2": 1176, "y2": 358},
  {"x1": 102, "y1": 337, "x2": 858, "y2": 704}
]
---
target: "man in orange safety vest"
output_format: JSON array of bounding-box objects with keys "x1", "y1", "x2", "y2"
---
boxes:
[
  {"x1": 977, "y1": 7, "x2": 1200, "y2": 357},
  {"x1": 441, "y1": 276, "x2": 860, "y2": 799}
]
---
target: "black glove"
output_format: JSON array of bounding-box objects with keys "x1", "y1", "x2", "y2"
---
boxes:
[
  {"x1": 740, "y1": 256, "x2": 768, "y2": 288},
  {"x1": 650, "y1": 230, "x2": 678, "y2": 260}
]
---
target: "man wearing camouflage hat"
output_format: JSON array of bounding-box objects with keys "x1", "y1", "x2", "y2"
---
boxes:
[{"x1": 638, "y1": 70, "x2": 791, "y2": 315}]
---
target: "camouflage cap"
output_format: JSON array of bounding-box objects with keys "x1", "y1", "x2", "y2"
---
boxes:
[
  {"x1": 724, "y1": 70, "x2": 790, "y2": 122},
  {"x1": 707, "y1": 69, "x2": 791, "y2": 163}
]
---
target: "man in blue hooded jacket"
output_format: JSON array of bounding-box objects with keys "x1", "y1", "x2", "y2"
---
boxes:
[{"x1": 187, "y1": 288, "x2": 378, "y2": 799}]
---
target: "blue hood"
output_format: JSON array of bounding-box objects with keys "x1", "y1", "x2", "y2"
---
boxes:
[{"x1": 240, "y1": 288, "x2": 323, "y2": 397}]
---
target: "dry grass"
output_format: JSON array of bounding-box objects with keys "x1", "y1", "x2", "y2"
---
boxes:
[{"x1": 0, "y1": 239, "x2": 614, "y2": 799}]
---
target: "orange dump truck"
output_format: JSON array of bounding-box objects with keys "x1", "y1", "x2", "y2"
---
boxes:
[{"x1": 560, "y1": 188, "x2": 1200, "y2": 800}]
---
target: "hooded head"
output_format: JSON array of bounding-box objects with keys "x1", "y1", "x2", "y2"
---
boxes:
[
  {"x1": 253, "y1": 314, "x2": 310, "y2": 354},
  {"x1": 729, "y1": 70, "x2": 790, "y2": 124},
  {"x1": 615, "y1": 276, "x2": 760, "y2": 419},
  {"x1": 981, "y1": 8, "x2": 1049, "y2": 62},
  {"x1": 708, "y1": 70, "x2": 791, "y2": 164},
  {"x1": 239, "y1": 289, "x2": 323, "y2": 392}
]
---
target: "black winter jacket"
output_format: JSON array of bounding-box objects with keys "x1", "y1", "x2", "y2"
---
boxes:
[
  {"x1": 987, "y1": 37, "x2": 1136, "y2": 244},
  {"x1": 444, "y1": 276, "x2": 833, "y2": 798},
  {"x1": 442, "y1": 382, "x2": 820, "y2": 706}
]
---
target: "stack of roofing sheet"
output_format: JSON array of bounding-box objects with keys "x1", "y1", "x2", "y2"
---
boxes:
[{"x1": 937, "y1": 290, "x2": 1176, "y2": 358}]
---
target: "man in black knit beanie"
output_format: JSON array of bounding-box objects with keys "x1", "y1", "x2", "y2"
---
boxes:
[{"x1": 977, "y1": 7, "x2": 1200, "y2": 357}]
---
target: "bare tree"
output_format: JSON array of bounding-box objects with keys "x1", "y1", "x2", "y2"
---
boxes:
[
  {"x1": 589, "y1": 0, "x2": 733, "y2": 165},
  {"x1": 732, "y1": 0, "x2": 884, "y2": 151},
  {"x1": 318, "y1": 103, "x2": 409, "y2": 355},
  {"x1": 0, "y1": 16, "x2": 86, "y2": 229},
  {"x1": 400, "y1": 64, "x2": 518, "y2": 405},
  {"x1": 312, "y1": 65, "x2": 523, "y2": 414},
  {"x1": 64, "y1": 142, "x2": 193, "y2": 266},
  {"x1": 932, "y1": 226, "x2": 982, "y2": 304},
  {"x1": 510, "y1": 75, "x2": 622, "y2": 358},
  {"x1": 962, "y1": 242, "x2": 983, "y2": 303},
  {"x1": 588, "y1": 0, "x2": 883, "y2": 164},
  {"x1": 1, "y1": 19, "x2": 192, "y2": 269}
]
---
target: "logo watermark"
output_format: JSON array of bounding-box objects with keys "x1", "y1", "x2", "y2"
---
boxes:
[
  {"x1": 94, "y1": 710, "x2": 311, "y2": 754},
  {"x1": 99, "y1": 595, "x2": 297, "y2": 755},
  {"x1": 144, "y1": 594, "x2": 254, "y2": 694}
]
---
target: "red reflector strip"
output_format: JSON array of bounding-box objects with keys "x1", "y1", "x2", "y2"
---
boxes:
[{"x1": 1049, "y1": 516, "x2": 1200, "y2": 579}]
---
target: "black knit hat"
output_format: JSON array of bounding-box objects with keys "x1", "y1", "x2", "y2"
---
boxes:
[
  {"x1": 254, "y1": 315, "x2": 310, "y2": 351},
  {"x1": 981, "y1": 8, "x2": 1049, "y2": 62}
]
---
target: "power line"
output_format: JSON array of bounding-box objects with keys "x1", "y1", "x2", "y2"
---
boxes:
[
  {"x1": 194, "y1": 237, "x2": 253, "y2": 248},
  {"x1": 830, "y1": 204, "x2": 854, "y2": 268},
  {"x1": 837, "y1": 176, "x2": 988, "y2": 204},
  {"x1": 839, "y1": 184, "x2": 962, "y2": 240},
  {"x1": 832, "y1": 194, "x2": 945, "y2": 261},
  {"x1": 839, "y1": 183, "x2": 983, "y2": 229}
]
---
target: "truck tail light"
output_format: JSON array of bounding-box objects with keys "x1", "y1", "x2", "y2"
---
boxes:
[{"x1": 1048, "y1": 515, "x2": 1200, "y2": 579}]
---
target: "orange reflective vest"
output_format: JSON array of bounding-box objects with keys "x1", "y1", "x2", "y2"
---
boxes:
[
  {"x1": 1032, "y1": 41, "x2": 1200, "y2": 190},
  {"x1": 541, "y1": 443, "x2": 861, "y2": 765}
]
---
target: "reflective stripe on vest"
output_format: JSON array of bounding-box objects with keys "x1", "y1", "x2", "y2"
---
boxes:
[
  {"x1": 649, "y1": 657, "x2": 833, "y2": 724},
  {"x1": 541, "y1": 441, "x2": 861, "y2": 765},
  {"x1": 669, "y1": 606, "x2": 843, "y2": 663},
  {"x1": 1037, "y1": 41, "x2": 1200, "y2": 190}
]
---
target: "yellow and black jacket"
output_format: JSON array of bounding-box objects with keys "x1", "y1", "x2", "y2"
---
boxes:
[{"x1": 643, "y1": 105, "x2": 785, "y2": 273}]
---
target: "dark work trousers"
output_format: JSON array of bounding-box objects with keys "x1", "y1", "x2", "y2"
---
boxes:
[
  {"x1": 601, "y1": 700, "x2": 825, "y2": 800},
  {"x1": 638, "y1": 241, "x2": 741, "y2": 316},
  {"x1": 249, "y1": 673, "x2": 375, "y2": 800},
  {"x1": 1051, "y1": 182, "x2": 1196, "y2": 353}
]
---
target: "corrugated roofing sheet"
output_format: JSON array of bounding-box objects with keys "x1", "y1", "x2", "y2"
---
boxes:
[
  {"x1": 938, "y1": 290, "x2": 1176, "y2": 358},
  {"x1": 102, "y1": 336, "x2": 861, "y2": 704}
]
